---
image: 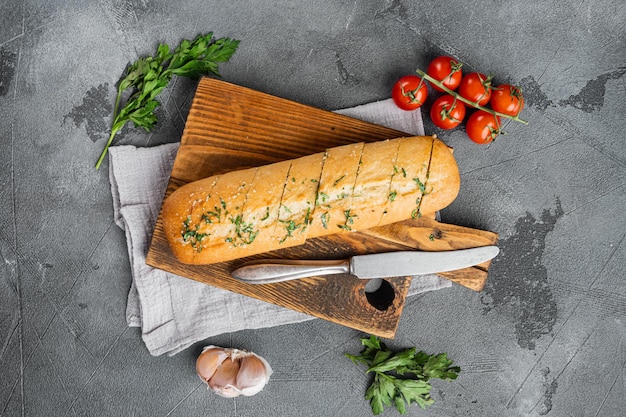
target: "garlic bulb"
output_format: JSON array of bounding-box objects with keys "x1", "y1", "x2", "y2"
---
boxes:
[{"x1": 196, "y1": 345, "x2": 273, "y2": 398}]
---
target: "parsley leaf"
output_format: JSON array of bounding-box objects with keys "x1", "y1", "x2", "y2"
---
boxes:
[
  {"x1": 346, "y1": 335, "x2": 460, "y2": 415},
  {"x1": 95, "y1": 33, "x2": 239, "y2": 169}
]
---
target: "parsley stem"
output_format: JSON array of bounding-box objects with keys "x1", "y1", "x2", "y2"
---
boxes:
[
  {"x1": 95, "y1": 85, "x2": 127, "y2": 170},
  {"x1": 113, "y1": 84, "x2": 124, "y2": 123},
  {"x1": 95, "y1": 124, "x2": 123, "y2": 170}
]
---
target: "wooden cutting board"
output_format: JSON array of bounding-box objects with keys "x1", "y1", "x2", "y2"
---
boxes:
[{"x1": 146, "y1": 77, "x2": 498, "y2": 338}]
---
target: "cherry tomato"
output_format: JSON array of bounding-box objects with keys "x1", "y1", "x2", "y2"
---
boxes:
[
  {"x1": 391, "y1": 75, "x2": 428, "y2": 111},
  {"x1": 430, "y1": 95, "x2": 466, "y2": 130},
  {"x1": 458, "y1": 72, "x2": 492, "y2": 106},
  {"x1": 427, "y1": 56, "x2": 463, "y2": 92},
  {"x1": 490, "y1": 84, "x2": 524, "y2": 116},
  {"x1": 466, "y1": 110, "x2": 502, "y2": 144}
]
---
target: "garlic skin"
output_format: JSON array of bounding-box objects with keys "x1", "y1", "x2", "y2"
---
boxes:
[
  {"x1": 208, "y1": 357, "x2": 241, "y2": 398},
  {"x1": 196, "y1": 345, "x2": 273, "y2": 398},
  {"x1": 234, "y1": 354, "x2": 272, "y2": 397},
  {"x1": 196, "y1": 347, "x2": 229, "y2": 382}
]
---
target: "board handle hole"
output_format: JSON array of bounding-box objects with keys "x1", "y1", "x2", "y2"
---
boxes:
[{"x1": 365, "y1": 279, "x2": 395, "y2": 311}]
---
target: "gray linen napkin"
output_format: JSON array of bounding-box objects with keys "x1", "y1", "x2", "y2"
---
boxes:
[{"x1": 109, "y1": 98, "x2": 451, "y2": 356}]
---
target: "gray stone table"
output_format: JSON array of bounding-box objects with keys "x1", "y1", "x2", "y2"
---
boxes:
[{"x1": 1, "y1": 0, "x2": 624, "y2": 416}]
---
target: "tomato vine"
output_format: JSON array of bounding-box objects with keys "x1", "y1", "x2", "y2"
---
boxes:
[{"x1": 415, "y1": 69, "x2": 528, "y2": 125}]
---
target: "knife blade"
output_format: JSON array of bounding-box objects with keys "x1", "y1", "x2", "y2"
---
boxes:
[{"x1": 230, "y1": 246, "x2": 499, "y2": 285}]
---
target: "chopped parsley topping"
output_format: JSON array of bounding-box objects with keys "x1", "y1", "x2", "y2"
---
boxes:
[
  {"x1": 229, "y1": 215, "x2": 259, "y2": 245},
  {"x1": 202, "y1": 207, "x2": 222, "y2": 224},
  {"x1": 413, "y1": 177, "x2": 426, "y2": 193},
  {"x1": 183, "y1": 216, "x2": 191, "y2": 229},
  {"x1": 316, "y1": 191, "x2": 329, "y2": 205},
  {"x1": 278, "y1": 219, "x2": 301, "y2": 243},
  {"x1": 181, "y1": 216, "x2": 209, "y2": 251},
  {"x1": 333, "y1": 175, "x2": 346, "y2": 186},
  {"x1": 338, "y1": 209, "x2": 358, "y2": 231},
  {"x1": 260, "y1": 207, "x2": 271, "y2": 221},
  {"x1": 321, "y1": 212, "x2": 330, "y2": 229}
]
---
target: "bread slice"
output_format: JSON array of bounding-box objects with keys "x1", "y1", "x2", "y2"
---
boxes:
[
  {"x1": 419, "y1": 138, "x2": 460, "y2": 215},
  {"x1": 161, "y1": 175, "x2": 220, "y2": 264},
  {"x1": 161, "y1": 136, "x2": 460, "y2": 265},
  {"x1": 194, "y1": 168, "x2": 257, "y2": 255},
  {"x1": 225, "y1": 160, "x2": 292, "y2": 251},
  {"x1": 307, "y1": 142, "x2": 364, "y2": 238},
  {"x1": 348, "y1": 139, "x2": 401, "y2": 231},
  {"x1": 379, "y1": 136, "x2": 433, "y2": 225},
  {"x1": 273, "y1": 152, "x2": 325, "y2": 247}
]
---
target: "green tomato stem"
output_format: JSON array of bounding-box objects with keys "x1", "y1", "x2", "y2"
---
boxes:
[{"x1": 416, "y1": 69, "x2": 529, "y2": 125}]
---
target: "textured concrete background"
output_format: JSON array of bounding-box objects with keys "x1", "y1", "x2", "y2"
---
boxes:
[{"x1": 1, "y1": 0, "x2": 625, "y2": 416}]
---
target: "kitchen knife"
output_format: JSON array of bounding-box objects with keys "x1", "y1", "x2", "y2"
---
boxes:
[{"x1": 231, "y1": 246, "x2": 499, "y2": 285}]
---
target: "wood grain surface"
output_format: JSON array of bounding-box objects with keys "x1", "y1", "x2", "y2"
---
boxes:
[{"x1": 146, "y1": 77, "x2": 498, "y2": 338}]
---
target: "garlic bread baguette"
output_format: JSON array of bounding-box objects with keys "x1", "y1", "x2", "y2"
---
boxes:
[{"x1": 161, "y1": 135, "x2": 460, "y2": 265}]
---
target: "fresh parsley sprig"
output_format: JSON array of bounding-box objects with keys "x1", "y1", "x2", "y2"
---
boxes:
[
  {"x1": 95, "y1": 33, "x2": 240, "y2": 169},
  {"x1": 346, "y1": 335, "x2": 460, "y2": 415}
]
